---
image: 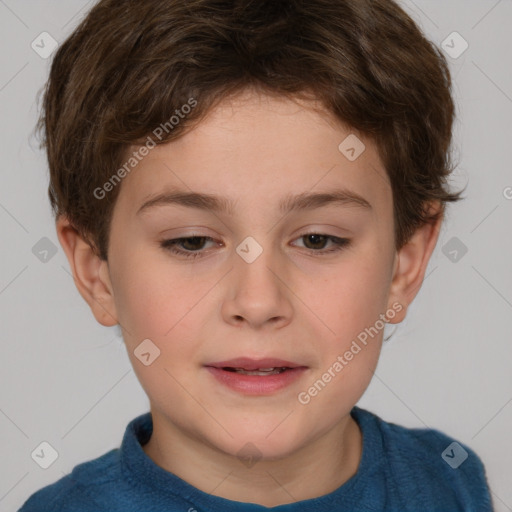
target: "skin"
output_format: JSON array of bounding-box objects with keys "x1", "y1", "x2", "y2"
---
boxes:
[{"x1": 56, "y1": 88, "x2": 442, "y2": 507}]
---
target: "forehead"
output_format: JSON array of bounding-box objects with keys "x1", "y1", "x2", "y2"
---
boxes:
[{"x1": 116, "y1": 91, "x2": 391, "y2": 218}]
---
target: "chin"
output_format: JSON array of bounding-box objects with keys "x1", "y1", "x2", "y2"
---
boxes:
[{"x1": 207, "y1": 423, "x2": 308, "y2": 462}]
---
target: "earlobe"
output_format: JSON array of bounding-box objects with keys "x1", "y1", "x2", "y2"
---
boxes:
[
  {"x1": 386, "y1": 203, "x2": 443, "y2": 324},
  {"x1": 56, "y1": 216, "x2": 118, "y2": 327}
]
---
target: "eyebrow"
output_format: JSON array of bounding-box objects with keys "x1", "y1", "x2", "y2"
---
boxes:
[{"x1": 136, "y1": 187, "x2": 372, "y2": 216}]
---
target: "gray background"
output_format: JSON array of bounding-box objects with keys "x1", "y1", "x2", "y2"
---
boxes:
[{"x1": 1, "y1": 0, "x2": 511, "y2": 510}]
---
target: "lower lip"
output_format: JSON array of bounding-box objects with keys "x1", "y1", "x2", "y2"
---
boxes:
[{"x1": 205, "y1": 367, "x2": 308, "y2": 395}]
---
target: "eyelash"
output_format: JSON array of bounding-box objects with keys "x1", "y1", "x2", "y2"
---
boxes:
[{"x1": 159, "y1": 233, "x2": 351, "y2": 260}]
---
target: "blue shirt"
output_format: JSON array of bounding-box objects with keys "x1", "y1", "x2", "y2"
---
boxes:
[{"x1": 18, "y1": 406, "x2": 493, "y2": 511}]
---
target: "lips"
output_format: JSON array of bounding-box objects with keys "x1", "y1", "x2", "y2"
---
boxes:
[
  {"x1": 204, "y1": 357, "x2": 308, "y2": 395},
  {"x1": 205, "y1": 357, "x2": 306, "y2": 372}
]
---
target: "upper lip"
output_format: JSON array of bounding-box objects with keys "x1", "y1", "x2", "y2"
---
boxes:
[{"x1": 205, "y1": 357, "x2": 307, "y2": 371}]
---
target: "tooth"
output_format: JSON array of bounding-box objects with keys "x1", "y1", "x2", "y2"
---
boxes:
[{"x1": 231, "y1": 367, "x2": 287, "y2": 376}]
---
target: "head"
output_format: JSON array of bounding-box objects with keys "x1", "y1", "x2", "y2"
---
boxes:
[{"x1": 39, "y1": 0, "x2": 461, "y2": 460}]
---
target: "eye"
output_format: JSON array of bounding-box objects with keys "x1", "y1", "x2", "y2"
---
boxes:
[
  {"x1": 160, "y1": 233, "x2": 351, "y2": 260},
  {"x1": 292, "y1": 233, "x2": 351, "y2": 255},
  {"x1": 160, "y1": 236, "x2": 218, "y2": 259}
]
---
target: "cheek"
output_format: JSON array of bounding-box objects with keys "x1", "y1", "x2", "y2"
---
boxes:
[
  {"x1": 113, "y1": 278, "x2": 169, "y2": 343},
  {"x1": 298, "y1": 264, "x2": 388, "y2": 414},
  {"x1": 109, "y1": 252, "x2": 187, "y2": 343},
  {"x1": 308, "y1": 254, "x2": 392, "y2": 344},
  {"x1": 111, "y1": 261, "x2": 209, "y2": 398},
  {"x1": 111, "y1": 254, "x2": 217, "y2": 369}
]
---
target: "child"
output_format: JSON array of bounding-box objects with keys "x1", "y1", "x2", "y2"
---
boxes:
[{"x1": 20, "y1": 0, "x2": 493, "y2": 510}]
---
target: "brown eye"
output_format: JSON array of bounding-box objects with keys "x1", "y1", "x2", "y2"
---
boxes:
[
  {"x1": 160, "y1": 236, "x2": 217, "y2": 259},
  {"x1": 302, "y1": 234, "x2": 329, "y2": 250},
  {"x1": 292, "y1": 233, "x2": 351, "y2": 255},
  {"x1": 178, "y1": 236, "x2": 208, "y2": 251}
]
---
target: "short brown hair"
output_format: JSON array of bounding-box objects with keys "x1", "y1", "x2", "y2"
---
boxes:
[{"x1": 36, "y1": 0, "x2": 462, "y2": 261}]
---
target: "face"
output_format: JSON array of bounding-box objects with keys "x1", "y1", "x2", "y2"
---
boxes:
[{"x1": 68, "y1": 89, "x2": 411, "y2": 460}]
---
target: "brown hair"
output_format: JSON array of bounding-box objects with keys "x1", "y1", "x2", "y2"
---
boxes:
[{"x1": 36, "y1": 0, "x2": 462, "y2": 261}]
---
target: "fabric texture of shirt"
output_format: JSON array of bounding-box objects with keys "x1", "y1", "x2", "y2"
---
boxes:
[{"x1": 18, "y1": 405, "x2": 494, "y2": 511}]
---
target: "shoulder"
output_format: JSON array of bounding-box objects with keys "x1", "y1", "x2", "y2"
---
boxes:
[
  {"x1": 18, "y1": 449, "x2": 119, "y2": 512},
  {"x1": 351, "y1": 406, "x2": 494, "y2": 511}
]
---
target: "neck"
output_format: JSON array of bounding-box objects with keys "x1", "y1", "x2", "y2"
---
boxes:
[{"x1": 142, "y1": 412, "x2": 362, "y2": 507}]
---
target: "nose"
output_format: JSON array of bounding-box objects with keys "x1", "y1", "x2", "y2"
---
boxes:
[{"x1": 221, "y1": 241, "x2": 294, "y2": 330}]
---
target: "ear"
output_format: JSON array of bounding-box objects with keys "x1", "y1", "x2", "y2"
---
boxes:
[
  {"x1": 56, "y1": 216, "x2": 118, "y2": 327},
  {"x1": 386, "y1": 202, "x2": 443, "y2": 323}
]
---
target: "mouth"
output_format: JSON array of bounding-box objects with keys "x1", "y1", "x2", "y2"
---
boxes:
[
  {"x1": 221, "y1": 367, "x2": 292, "y2": 376},
  {"x1": 204, "y1": 357, "x2": 308, "y2": 395}
]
